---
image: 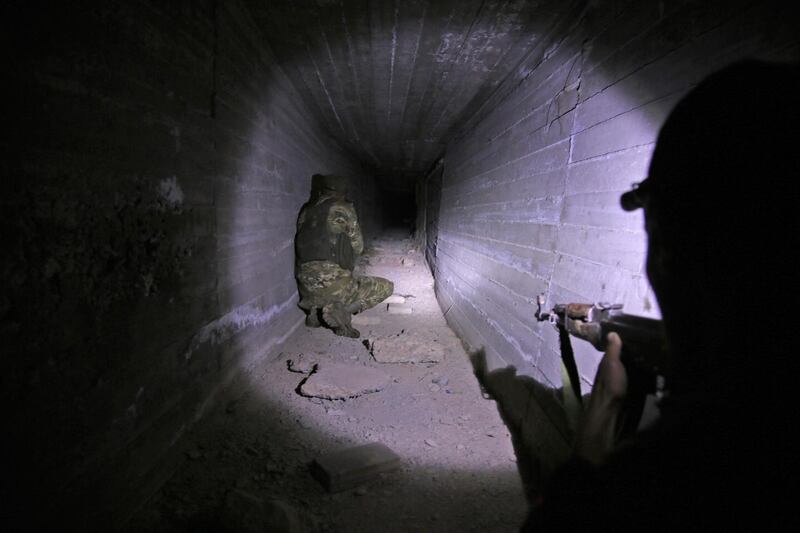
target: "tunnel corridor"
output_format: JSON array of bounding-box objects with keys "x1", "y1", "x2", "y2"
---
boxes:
[
  {"x1": 128, "y1": 231, "x2": 529, "y2": 532},
  {"x1": 3, "y1": 0, "x2": 798, "y2": 530}
]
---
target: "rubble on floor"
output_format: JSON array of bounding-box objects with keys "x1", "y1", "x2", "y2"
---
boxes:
[
  {"x1": 298, "y1": 363, "x2": 391, "y2": 400},
  {"x1": 369, "y1": 334, "x2": 445, "y2": 364}
]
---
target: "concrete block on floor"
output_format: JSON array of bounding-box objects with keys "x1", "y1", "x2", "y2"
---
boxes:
[{"x1": 310, "y1": 442, "x2": 401, "y2": 492}]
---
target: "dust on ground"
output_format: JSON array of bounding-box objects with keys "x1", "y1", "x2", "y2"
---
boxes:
[{"x1": 128, "y1": 231, "x2": 529, "y2": 532}]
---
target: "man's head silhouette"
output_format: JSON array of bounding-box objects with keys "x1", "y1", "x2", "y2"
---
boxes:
[{"x1": 621, "y1": 60, "x2": 798, "y2": 398}]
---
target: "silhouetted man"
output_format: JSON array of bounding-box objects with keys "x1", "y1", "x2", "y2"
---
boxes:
[
  {"x1": 528, "y1": 60, "x2": 798, "y2": 530},
  {"x1": 295, "y1": 174, "x2": 393, "y2": 338}
]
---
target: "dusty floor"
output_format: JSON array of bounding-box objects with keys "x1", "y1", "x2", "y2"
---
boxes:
[{"x1": 129, "y1": 231, "x2": 529, "y2": 532}]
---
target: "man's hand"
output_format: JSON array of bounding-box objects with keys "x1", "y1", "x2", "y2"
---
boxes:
[
  {"x1": 573, "y1": 332, "x2": 628, "y2": 465},
  {"x1": 591, "y1": 332, "x2": 628, "y2": 403}
]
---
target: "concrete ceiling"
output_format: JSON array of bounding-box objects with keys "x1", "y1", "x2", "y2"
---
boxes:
[{"x1": 248, "y1": 0, "x2": 569, "y2": 192}]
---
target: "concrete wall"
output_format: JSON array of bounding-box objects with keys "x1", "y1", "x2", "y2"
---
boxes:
[
  {"x1": 245, "y1": 0, "x2": 571, "y2": 192},
  {"x1": 431, "y1": 0, "x2": 798, "y2": 469},
  {"x1": 1, "y1": 0, "x2": 375, "y2": 528}
]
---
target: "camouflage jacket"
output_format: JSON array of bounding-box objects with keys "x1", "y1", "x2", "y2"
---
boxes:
[{"x1": 295, "y1": 193, "x2": 363, "y2": 271}]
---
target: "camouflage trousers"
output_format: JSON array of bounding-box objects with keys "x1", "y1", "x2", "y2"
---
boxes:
[{"x1": 296, "y1": 260, "x2": 393, "y2": 313}]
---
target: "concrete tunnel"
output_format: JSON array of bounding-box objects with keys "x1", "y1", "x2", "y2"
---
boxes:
[{"x1": 3, "y1": 0, "x2": 797, "y2": 530}]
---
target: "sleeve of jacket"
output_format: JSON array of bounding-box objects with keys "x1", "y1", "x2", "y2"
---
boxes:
[{"x1": 343, "y1": 203, "x2": 363, "y2": 256}]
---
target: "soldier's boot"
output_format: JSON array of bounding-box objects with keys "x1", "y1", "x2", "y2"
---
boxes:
[
  {"x1": 322, "y1": 302, "x2": 360, "y2": 338},
  {"x1": 305, "y1": 307, "x2": 322, "y2": 328}
]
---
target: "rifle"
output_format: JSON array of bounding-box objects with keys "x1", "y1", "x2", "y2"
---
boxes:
[{"x1": 535, "y1": 294, "x2": 669, "y2": 435}]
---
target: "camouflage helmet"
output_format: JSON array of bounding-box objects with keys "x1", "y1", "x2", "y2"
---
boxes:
[{"x1": 311, "y1": 174, "x2": 350, "y2": 196}]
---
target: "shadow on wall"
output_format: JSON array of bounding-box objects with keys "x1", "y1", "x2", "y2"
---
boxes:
[{"x1": 469, "y1": 348, "x2": 573, "y2": 502}]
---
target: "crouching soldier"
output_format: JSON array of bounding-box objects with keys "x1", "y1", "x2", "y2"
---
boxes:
[{"x1": 295, "y1": 174, "x2": 393, "y2": 338}]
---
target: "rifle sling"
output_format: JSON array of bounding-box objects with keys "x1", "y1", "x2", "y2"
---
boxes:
[{"x1": 557, "y1": 326, "x2": 584, "y2": 433}]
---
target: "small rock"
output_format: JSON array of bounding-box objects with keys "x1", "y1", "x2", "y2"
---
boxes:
[
  {"x1": 424, "y1": 439, "x2": 438, "y2": 448},
  {"x1": 457, "y1": 444, "x2": 466, "y2": 451},
  {"x1": 401, "y1": 258, "x2": 416, "y2": 266},
  {"x1": 428, "y1": 384, "x2": 440, "y2": 393},
  {"x1": 384, "y1": 295, "x2": 406, "y2": 304},
  {"x1": 432, "y1": 376, "x2": 449, "y2": 386},
  {"x1": 348, "y1": 416, "x2": 357, "y2": 422},
  {"x1": 386, "y1": 303, "x2": 412, "y2": 315}
]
